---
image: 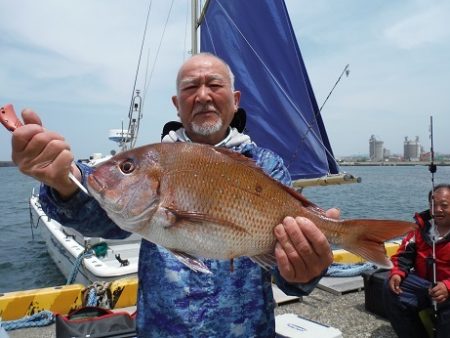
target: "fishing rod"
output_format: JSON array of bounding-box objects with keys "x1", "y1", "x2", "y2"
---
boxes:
[
  {"x1": 429, "y1": 115, "x2": 438, "y2": 337},
  {"x1": 319, "y1": 63, "x2": 350, "y2": 113}
]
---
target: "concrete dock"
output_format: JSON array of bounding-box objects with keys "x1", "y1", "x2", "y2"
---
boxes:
[{"x1": 5, "y1": 287, "x2": 397, "y2": 338}]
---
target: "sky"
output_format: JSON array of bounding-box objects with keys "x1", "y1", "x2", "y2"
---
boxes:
[{"x1": 1, "y1": 0, "x2": 449, "y2": 161}]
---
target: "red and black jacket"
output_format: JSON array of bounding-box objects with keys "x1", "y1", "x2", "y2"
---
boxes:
[{"x1": 390, "y1": 210, "x2": 450, "y2": 291}]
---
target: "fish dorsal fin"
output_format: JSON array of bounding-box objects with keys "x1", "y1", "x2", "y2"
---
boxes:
[
  {"x1": 164, "y1": 205, "x2": 250, "y2": 234},
  {"x1": 278, "y1": 184, "x2": 325, "y2": 214},
  {"x1": 213, "y1": 147, "x2": 323, "y2": 212},
  {"x1": 213, "y1": 147, "x2": 264, "y2": 169}
]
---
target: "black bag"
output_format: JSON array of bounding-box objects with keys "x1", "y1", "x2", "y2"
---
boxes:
[
  {"x1": 361, "y1": 268, "x2": 390, "y2": 318},
  {"x1": 55, "y1": 306, "x2": 137, "y2": 338}
]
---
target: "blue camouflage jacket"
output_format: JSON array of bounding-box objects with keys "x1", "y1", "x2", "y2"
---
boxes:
[{"x1": 39, "y1": 136, "x2": 321, "y2": 337}]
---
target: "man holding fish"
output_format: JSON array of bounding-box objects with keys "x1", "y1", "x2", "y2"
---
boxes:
[
  {"x1": 9, "y1": 53, "x2": 413, "y2": 337},
  {"x1": 8, "y1": 53, "x2": 335, "y2": 336}
]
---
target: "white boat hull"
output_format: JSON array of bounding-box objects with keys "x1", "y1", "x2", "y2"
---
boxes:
[{"x1": 29, "y1": 193, "x2": 140, "y2": 286}]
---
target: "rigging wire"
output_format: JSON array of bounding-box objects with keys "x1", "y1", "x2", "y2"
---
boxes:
[
  {"x1": 203, "y1": 1, "x2": 341, "y2": 173},
  {"x1": 123, "y1": 0, "x2": 175, "y2": 150},
  {"x1": 142, "y1": 0, "x2": 175, "y2": 103},
  {"x1": 122, "y1": 0, "x2": 153, "y2": 151}
]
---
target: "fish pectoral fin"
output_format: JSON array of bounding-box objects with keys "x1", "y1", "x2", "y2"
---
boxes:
[
  {"x1": 164, "y1": 206, "x2": 250, "y2": 234},
  {"x1": 250, "y1": 254, "x2": 277, "y2": 271},
  {"x1": 169, "y1": 249, "x2": 212, "y2": 274}
]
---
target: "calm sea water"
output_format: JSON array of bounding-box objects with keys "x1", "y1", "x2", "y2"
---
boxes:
[{"x1": 0, "y1": 165, "x2": 449, "y2": 293}]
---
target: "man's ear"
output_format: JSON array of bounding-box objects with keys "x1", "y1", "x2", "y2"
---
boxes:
[
  {"x1": 233, "y1": 91, "x2": 241, "y2": 110},
  {"x1": 172, "y1": 95, "x2": 179, "y2": 110}
]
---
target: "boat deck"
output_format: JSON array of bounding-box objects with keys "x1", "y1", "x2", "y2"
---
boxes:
[{"x1": 5, "y1": 283, "x2": 397, "y2": 338}]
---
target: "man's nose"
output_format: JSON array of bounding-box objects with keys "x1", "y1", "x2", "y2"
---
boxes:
[
  {"x1": 196, "y1": 85, "x2": 212, "y2": 103},
  {"x1": 434, "y1": 204, "x2": 443, "y2": 213}
]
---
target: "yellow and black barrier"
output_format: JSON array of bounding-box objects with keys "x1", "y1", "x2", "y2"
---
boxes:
[{"x1": 0, "y1": 277, "x2": 138, "y2": 321}]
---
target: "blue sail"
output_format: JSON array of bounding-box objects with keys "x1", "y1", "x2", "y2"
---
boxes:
[{"x1": 200, "y1": 0, "x2": 339, "y2": 180}]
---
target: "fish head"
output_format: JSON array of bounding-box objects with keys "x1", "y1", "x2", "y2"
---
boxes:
[{"x1": 87, "y1": 144, "x2": 162, "y2": 232}]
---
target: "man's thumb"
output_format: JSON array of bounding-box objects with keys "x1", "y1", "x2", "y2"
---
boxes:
[{"x1": 21, "y1": 108, "x2": 43, "y2": 126}]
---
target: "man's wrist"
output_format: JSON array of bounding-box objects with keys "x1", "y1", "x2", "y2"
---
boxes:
[{"x1": 53, "y1": 165, "x2": 82, "y2": 200}]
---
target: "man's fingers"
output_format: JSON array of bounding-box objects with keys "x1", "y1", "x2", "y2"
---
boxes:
[
  {"x1": 292, "y1": 216, "x2": 331, "y2": 258},
  {"x1": 11, "y1": 109, "x2": 46, "y2": 155},
  {"x1": 11, "y1": 124, "x2": 45, "y2": 154},
  {"x1": 274, "y1": 241, "x2": 296, "y2": 280},
  {"x1": 13, "y1": 129, "x2": 66, "y2": 158},
  {"x1": 31, "y1": 140, "x2": 72, "y2": 171},
  {"x1": 280, "y1": 217, "x2": 307, "y2": 259},
  {"x1": 274, "y1": 216, "x2": 332, "y2": 283}
]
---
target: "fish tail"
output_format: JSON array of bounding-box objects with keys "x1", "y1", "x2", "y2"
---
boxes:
[{"x1": 339, "y1": 219, "x2": 416, "y2": 268}]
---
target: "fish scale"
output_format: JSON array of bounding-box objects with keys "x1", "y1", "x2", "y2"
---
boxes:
[
  {"x1": 160, "y1": 150, "x2": 292, "y2": 256},
  {"x1": 87, "y1": 142, "x2": 417, "y2": 272}
]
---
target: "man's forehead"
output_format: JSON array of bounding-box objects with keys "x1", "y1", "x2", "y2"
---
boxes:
[
  {"x1": 179, "y1": 72, "x2": 226, "y2": 83},
  {"x1": 180, "y1": 56, "x2": 228, "y2": 73},
  {"x1": 433, "y1": 189, "x2": 450, "y2": 201}
]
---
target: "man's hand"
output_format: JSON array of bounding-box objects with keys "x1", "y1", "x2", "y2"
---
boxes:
[
  {"x1": 273, "y1": 208, "x2": 339, "y2": 283},
  {"x1": 429, "y1": 281, "x2": 448, "y2": 304},
  {"x1": 11, "y1": 108, "x2": 80, "y2": 199},
  {"x1": 388, "y1": 274, "x2": 402, "y2": 294}
]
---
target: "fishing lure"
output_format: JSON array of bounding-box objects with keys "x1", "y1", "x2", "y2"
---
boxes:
[
  {"x1": 0, "y1": 103, "x2": 89, "y2": 195},
  {"x1": 0, "y1": 104, "x2": 22, "y2": 132}
]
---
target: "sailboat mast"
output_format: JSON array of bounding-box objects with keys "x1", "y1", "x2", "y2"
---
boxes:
[
  {"x1": 191, "y1": 0, "x2": 198, "y2": 55},
  {"x1": 191, "y1": 0, "x2": 211, "y2": 55}
]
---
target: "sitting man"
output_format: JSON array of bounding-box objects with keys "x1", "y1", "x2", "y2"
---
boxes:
[{"x1": 384, "y1": 184, "x2": 450, "y2": 338}]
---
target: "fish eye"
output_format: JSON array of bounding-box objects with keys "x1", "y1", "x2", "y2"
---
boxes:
[{"x1": 119, "y1": 159, "x2": 135, "y2": 174}]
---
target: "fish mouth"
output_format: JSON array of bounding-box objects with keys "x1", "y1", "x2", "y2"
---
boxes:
[
  {"x1": 87, "y1": 174, "x2": 123, "y2": 214},
  {"x1": 87, "y1": 172, "x2": 158, "y2": 225},
  {"x1": 87, "y1": 174, "x2": 105, "y2": 197}
]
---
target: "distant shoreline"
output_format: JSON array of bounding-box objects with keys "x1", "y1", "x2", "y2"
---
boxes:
[
  {"x1": 2, "y1": 160, "x2": 449, "y2": 167},
  {"x1": 340, "y1": 161, "x2": 450, "y2": 166},
  {"x1": 0, "y1": 161, "x2": 15, "y2": 167}
]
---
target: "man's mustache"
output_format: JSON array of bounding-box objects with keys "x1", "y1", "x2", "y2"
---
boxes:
[{"x1": 192, "y1": 104, "x2": 217, "y2": 115}]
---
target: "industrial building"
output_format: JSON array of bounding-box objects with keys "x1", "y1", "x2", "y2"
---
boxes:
[
  {"x1": 369, "y1": 135, "x2": 384, "y2": 161},
  {"x1": 368, "y1": 135, "x2": 423, "y2": 162},
  {"x1": 403, "y1": 136, "x2": 421, "y2": 161}
]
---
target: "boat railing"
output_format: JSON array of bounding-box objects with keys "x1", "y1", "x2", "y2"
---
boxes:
[{"x1": 292, "y1": 172, "x2": 361, "y2": 189}]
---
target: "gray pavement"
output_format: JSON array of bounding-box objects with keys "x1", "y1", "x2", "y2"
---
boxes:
[{"x1": 275, "y1": 288, "x2": 397, "y2": 338}]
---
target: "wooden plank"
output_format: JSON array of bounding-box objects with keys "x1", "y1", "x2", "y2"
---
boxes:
[
  {"x1": 272, "y1": 284, "x2": 301, "y2": 305},
  {"x1": 317, "y1": 276, "x2": 364, "y2": 295}
]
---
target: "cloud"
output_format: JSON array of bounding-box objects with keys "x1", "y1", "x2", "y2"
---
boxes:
[
  {"x1": 384, "y1": 2, "x2": 450, "y2": 49},
  {"x1": 1, "y1": 0, "x2": 449, "y2": 160}
]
